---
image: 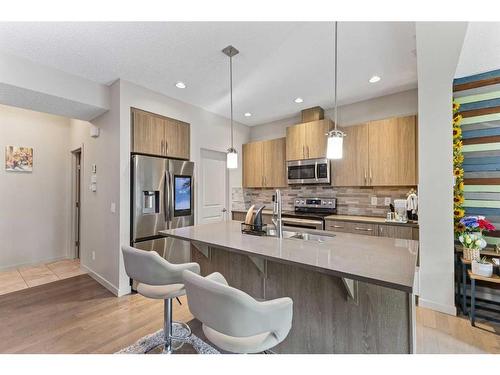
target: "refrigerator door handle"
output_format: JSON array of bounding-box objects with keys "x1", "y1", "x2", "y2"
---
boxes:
[
  {"x1": 165, "y1": 170, "x2": 173, "y2": 227},
  {"x1": 164, "y1": 171, "x2": 170, "y2": 228}
]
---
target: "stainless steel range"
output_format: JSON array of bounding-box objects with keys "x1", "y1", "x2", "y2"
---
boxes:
[{"x1": 281, "y1": 197, "x2": 337, "y2": 230}]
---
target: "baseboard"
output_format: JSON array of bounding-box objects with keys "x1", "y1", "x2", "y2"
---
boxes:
[
  {"x1": 0, "y1": 255, "x2": 73, "y2": 272},
  {"x1": 80, "y1": 264, "x2": 119, "y2": 296},
  {"x1": 418, "y1": 297, "x2": 457, "y2": 316}
]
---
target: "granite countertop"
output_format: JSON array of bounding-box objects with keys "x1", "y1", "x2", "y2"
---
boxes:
[
  {"x1": 231, "y1": 209, "x2": 418, "y2": 228},
  {"x1": 160, "y1": 221, "x2": 418, "y2": 293}
]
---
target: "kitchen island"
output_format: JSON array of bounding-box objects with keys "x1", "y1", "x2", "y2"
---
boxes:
[{"x1": 160, "y1": 221, "x2": 419, "y2": 354}]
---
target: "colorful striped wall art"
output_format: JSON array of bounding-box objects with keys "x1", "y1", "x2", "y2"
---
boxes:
[{"x1": 454, "y1": 68, "x2": 500, "y2": 244}]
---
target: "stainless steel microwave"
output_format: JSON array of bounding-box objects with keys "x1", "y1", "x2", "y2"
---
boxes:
[{"x1": 287, "y1": 158, "x2": 330, "y2": 185}]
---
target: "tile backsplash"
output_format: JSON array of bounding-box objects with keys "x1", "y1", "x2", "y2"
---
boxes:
[{"x1": 232, "y1": 186, "x2": 416, "y2": 217}]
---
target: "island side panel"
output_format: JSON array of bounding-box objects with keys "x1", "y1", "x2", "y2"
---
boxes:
[
  {"x1": 265, "y1": 261, "x2": 410, "y2": 354},
  {"x1": 191, "y1": 244, "x2": 265, "y2": 299},
  {"x1": 191, "y1": 243, "x2": 410, "y2": 354}
]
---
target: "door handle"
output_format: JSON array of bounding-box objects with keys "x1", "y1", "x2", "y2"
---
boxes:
[
  {"x1": 222, "y1": 208, "x2": 227, "y2": 212},
  {"x1": 354, "y1": 227, "x2": 373, "y2": 232},
  {"x1": 164, "y1": 171, "x2": 171, "y2": 226}
]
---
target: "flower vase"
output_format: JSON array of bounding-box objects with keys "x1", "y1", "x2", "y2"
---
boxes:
[{"x1": 463, "y1": 247, "x2": 480, "y2": 261}]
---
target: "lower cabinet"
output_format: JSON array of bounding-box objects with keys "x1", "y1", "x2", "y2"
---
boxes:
[{"x1": 326, "y1": 219, "x2": 417, "y2": 240}]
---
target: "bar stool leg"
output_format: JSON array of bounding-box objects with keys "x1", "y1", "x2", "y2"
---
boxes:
[
  {"x1": 470, "y1": 278, "x2": 476, "y2": 327},
  {"x1": 164, "y1": 298, "x2": 173, "y2": 354}
]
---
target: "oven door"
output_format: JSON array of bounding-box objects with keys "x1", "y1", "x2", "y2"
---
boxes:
[
  {"x1": 281, "y1": 217, "x2": 324, "y2": 230},
  {"x1": 287, "y1": 158, "x2": 330, "y2": 184}
]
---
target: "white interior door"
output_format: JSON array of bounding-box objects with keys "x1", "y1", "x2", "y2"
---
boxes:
[{"x1": 199, "y1": 149, "x2": 229, "y2": 224}]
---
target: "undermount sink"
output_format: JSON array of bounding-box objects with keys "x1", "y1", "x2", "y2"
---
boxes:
[{"x1": 266, "y1": 228, "x2": 335, "y2": 242}]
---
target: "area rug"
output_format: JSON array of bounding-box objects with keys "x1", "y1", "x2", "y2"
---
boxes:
[{"x1": 116, "y1": 322, "x2": 220, "y2": 354}]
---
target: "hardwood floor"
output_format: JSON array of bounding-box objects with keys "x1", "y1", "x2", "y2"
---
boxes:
[{"x1": 0, "y1": 274, "x2": 498, "y2": 354}]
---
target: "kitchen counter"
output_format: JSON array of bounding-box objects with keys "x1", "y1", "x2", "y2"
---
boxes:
[
  {"x1": 160, "y1": 221, "x2": 418, "y2": 293},
  {"x1": 231, "y1": 209, "x2": 419, "y2": 228},
  {"x1": 160, "y1": 221, "x2": 418, "y2": 353}
]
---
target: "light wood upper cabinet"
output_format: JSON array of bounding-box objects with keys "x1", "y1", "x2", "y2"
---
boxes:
[
  {"x1": 286, "y1": 119, "x2": 333, "y2": 161},
  {"x1": 331, "y1": 115, "x2": 417, "y2": 186},
  {"x1": 243, "y1": 138, "x2": 286, "y2": 188},
  {"x1": 133, "y1": 110, "x2": 166, "y2": 156},
  {"x1": 243, "y1": 141, "x2": 264, "y2": 188},
  {"x1": 262, "y1": 138, "x2": 287, "y2": 187},
  {"x1": 331, "y1": 124, "x2": 369, "y2": 186},
  {"x1": 368, "y1": 116, "x2": 417, "y2": 186},
  {"x1": 132, "y1": 108, "x2": 190, "y2": 160},
  {"x1": 304, "y1": 120, "x2": 332, "y2": 159}
]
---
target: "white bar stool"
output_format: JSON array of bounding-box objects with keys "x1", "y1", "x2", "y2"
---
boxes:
[
  {"x1": 182, "y1": 270, "x2": 293, "y2": 354},
  {"x1": 122, "y1": 245, "x2": 200, "y2": 353}
]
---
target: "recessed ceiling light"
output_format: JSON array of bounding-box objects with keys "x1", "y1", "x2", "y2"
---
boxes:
[
  {"x1": 244, "y1": 112, "x2": 252, "y2": 117},
  {"x1": 175, "y1": 81, "x2": 186, "y2": 89},
  {"x1": 294, "y1": 97, "x2": 304, "y2": 103},
  {"x1": 369, "y1": 76, "x2": 381, "y2": 83}
]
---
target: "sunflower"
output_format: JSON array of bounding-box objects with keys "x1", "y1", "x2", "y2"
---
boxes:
[
  {"x1": 454, "y1": 153, "x2": 464, "y2": 164},
  {"x1": 453, "y1": 127, "x2": 462, "y2": 139},
  {"x1": 454, "y1": 208, "x2": 465, "y2": 219},
  {"x1": 454, "y1": 194, "x2": 464, "y2": 206},
  {"x1": 454, "y1": 168, "x2": 464, "y2": 179},
  {"x1": 453, "y1": 140, "x2": 463, "y2": 152},
  {"x1": 458, "y1": 181, "x2": 464, "y2": 191},
  {"x1": 454, "y1": 222, "x2": 466, "y2": 233},
  {"x1": 453, "y1": 114, "x2": 463, "y2": 125},
  {"x1": 453, "y1": 101, "x2": 461, "y2": 113}
]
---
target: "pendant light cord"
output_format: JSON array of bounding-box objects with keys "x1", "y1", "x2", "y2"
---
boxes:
[
  {"x1": 230, "y1": 52, "x2": 234, "y2": 149},
  {"x1": 334, "y1": 21, "x2": 338, "y2": 132}
]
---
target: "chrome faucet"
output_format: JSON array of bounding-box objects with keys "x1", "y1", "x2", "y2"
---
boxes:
[{"x1": 272, "y1": 189, "x2": 283, "y2": 238}]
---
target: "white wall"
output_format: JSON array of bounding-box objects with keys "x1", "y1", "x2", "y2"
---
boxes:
[
  {"x1": 0, "y1": 104, "x2": 71, "y2": 270},
  {"x1": 69, "y1": 81, "x2": 121, "y2": 294},
  {"x1": 416, "y1": 22, "x2": 467, "y2": 315},
  {"x1": 250, "y1": 89, "x2": 418, "y2": 141},
  {"x1": 0, "y1": 52, "x2": 110, "y2": 121},
  {"x1": 117, "y1": 80, "x2": 251, "y2": 295}
]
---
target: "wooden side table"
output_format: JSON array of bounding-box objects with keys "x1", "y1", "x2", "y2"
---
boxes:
[{"x1": 468, "y1": 270, "x2": 500, "y2": 326}]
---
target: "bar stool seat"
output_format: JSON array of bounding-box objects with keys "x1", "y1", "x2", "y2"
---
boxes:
[{"x1": 137, "y1": 283, "x2": 186, "y2": 300}]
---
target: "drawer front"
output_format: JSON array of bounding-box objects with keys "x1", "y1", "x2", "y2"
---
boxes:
[
  {"x1": 325, "y1": 220, "x2": 352, "y2": 233},
  {"x1": 348, "y1": 222, "x2": 378, "y2": 236},
  {"x1": 326, "y1": 220, "x2": 378, "y2": 236}
]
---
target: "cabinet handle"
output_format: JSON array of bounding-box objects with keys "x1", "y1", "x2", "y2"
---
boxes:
[
  {"x1": 369, "y1": 168, "x2": 372, "y2": 185},
  {"x1": 364, "y1": 170, "x2": 367, "y2": 185},
  {"x1": 307, "y1": 145, "x2": 310, "y2": 158},
  {"x1": 166, "y1": 141, "x2": 168, "y2": 155},
  {"x1": 160, "y1": 140, "x2": 164, "y2": 154},
  {"x1": 302, "y1": 145, "x2": 305, "y2": 159},
  {"x1": 354, "y1": 227, "x2": 373, "y2": 232},
  {"x1": 332, "y1": 225, "x2": 344, "y2": 229}
]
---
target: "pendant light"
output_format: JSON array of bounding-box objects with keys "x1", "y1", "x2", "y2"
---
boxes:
[
  {"x1": 223, "y1": 45, "x2": 239, "y2": 169},
  {"x1": 326, "y1": 22, "x2": 345, "y2": 160}
]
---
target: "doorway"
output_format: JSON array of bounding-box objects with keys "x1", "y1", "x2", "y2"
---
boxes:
[
  {"x1": 71, "y1": 148, "x2": 82, "y2": 259},
  {"x1": 199, "y1": 149, "x2": 229, "y2": 224}
]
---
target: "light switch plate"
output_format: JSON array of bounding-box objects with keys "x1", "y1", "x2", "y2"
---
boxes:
[
  {"x1": 91, "y1": 175, "x2": 97, "y2": 183},
  {"x1": 371, "y1": 196, "x2": 378, "y2": 206},
  {"x1": 110, "y1": 202, "x2": 116, "y2": 213},
  {"x1": 384, "y1": 197, "x2": 391, "y2": 206}
]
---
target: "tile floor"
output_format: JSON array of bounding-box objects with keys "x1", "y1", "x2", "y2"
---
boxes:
[{"x1": 0, "y1": 259, "x2": 86, "y2": 296}]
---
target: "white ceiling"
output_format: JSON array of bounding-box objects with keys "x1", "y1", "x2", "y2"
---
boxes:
[
  {"x1": 456, "y1": 22, "x2": 500, "y2": 78},
  {"x1": 0, "y1": 22, "x2": 417, "y2": 126}
]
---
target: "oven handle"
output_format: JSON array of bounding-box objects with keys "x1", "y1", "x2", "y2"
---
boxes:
[{"x1": 314, "y1": 161, "x2": 318, "y2": 181}]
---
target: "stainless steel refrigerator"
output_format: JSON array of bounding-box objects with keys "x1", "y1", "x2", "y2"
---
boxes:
[{"x1": 131, "y1": 154, "x2": 194, "y2": 265}]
